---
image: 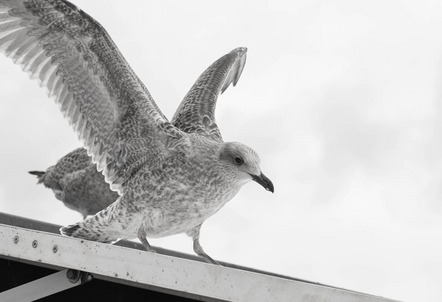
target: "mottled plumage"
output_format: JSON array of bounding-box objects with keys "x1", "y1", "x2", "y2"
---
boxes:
[
  {"x1": 29, "y1": 148, "x2": 119, "y2": 218},
  {"x1": 29, "y1": 49, "x2": 247, "y2": 218},
  {"x1": 29, "y1": 48, "x2": 248, "y2": 219},
  {"x1": 0, "y1": 0, "x2": 274, "y2": 264}
]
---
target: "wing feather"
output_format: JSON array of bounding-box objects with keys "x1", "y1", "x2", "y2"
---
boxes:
[
  {"x1": 172, "y1": 47, "x2": 247, "y2": 142},
  {"x1": 0, "y1": 0, "x2": 185, "y2": 192}
]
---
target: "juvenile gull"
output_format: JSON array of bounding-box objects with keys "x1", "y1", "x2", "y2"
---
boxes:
[
  {"x1": 29, "y1": 148, "x2": 119, "y2": 218},
  {"x1": 0, "y1": 0, "x2": 274, "y2": 264},
  {"x1": 28, "y1": 48, "x2": 251, "y2": 219}
]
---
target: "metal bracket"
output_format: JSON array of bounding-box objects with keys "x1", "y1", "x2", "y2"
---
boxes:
[{"x1": 0, "y1": 269, "x2": 92, "y2": 302}]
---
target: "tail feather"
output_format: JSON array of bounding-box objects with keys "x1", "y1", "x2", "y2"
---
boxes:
[{"x1": 28, "y1": 170, "x2": 45, "y2": 183}]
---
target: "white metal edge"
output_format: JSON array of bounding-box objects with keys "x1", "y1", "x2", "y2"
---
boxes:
[{"x1": 0, "y1": 223, "x2": 398, "y2": 302}]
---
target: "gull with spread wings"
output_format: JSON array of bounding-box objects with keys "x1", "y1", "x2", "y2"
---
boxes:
[{"x1": 0, "y1": 0, "x2": 274, "y2": 264}]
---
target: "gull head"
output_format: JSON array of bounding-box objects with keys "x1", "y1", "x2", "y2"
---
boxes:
[{"x1": 219, "y1": 142, "x2": 274, "y2": 193}]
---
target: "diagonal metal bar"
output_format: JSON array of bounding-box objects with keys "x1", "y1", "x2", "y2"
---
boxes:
[{"x1": 0, "y1": 269, "x2": 90, "y2": 302}]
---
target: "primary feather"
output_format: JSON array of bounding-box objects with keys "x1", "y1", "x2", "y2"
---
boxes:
[{"x1": 0, "y1": 0, "x2": 179, "y2": 193}]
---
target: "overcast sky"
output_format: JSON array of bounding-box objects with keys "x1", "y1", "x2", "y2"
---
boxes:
[{"x1": 1, "y1": 0, "x2": 442, "y2": 301}]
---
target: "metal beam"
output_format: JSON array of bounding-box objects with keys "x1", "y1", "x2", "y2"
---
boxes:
[
  {"x1": 0, "y1": 269, "x2": 91, "y2": 302},
  {"x1": 0, "y1": 223, "x2": 399, "y2": 302}
]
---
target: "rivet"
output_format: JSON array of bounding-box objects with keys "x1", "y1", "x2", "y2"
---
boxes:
[
  {"x1": 32, "y1": 240, "x2": 38, "y2": 248},
  {"x1": 52, "y1": 245, "x2": 58, "y2": 253},
  {"x1": 13, "y1": 236, "x2": 19, "y2": 244}
]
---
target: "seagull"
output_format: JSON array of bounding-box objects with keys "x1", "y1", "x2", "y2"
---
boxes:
[
  {"x1": 29, "y1": 147, "x2": 119, "y2": 219},
  {"x1": 27, "y1": 43, "x2": 261, "y2": 220},
  {"x1": 0, "y1": 0, "x2": 274, "y2": 264}
]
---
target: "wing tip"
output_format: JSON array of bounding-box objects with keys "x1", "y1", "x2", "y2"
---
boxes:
[
  {"x1": 220, "y1": 47, "x2": 247, "y2": 93},
  {"x1": 232, "y1": 47, "x2": 248, "y2": 56}
]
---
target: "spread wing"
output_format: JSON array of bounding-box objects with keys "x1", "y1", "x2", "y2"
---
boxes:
[
  {"x1": 172, "y1": 47, "x2": 247, "y2": 142},
  {"x1": 0, "y1": 0, "x2": 187, "y2": 193}
]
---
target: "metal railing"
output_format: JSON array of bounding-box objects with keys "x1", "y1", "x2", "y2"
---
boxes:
[{"x1": 0, "y1": 213, "x2": 400, "y2": 302}]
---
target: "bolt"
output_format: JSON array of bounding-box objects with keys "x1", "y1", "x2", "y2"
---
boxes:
[
  {"x1": 13, "y1": 236, "x2": 19, "y2": 244},
  {"x1": 52, "y1": 245, "x2": 58, "y2": 253},
  {"x1": 66, "y1": 269, "x2": 80, "y2": 283},
  {"x1": 66, "y1": 270, "x2": 92, "y2": 284},
  {"x1": 32, "y1": 240, "x2": 38, "y2": 248}
]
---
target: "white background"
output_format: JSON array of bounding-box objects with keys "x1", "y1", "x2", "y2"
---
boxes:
[{"x1": 1, "y1": 1, "x2": 442, "y2": 301}]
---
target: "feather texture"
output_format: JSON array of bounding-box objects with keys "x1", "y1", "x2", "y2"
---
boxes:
[
  {"x1": 172, "y1": 47, "x2": 247, "y2": 141},
  {"x1": 0, "y1": 0, "x2": 187, "y2": 193}
]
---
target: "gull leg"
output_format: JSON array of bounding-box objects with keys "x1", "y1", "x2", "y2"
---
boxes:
[
  {"x1": 194, "y1": 237, "x2": 220, "y2": 265},
  {"x1": 187, "y1": 225, "x2": 220, "y2": 265},
  {"x1": 137, "y1": 227, "x2": 156, "y2": 253}
]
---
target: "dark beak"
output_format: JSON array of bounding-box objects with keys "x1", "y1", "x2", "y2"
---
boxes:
[{"x1": 251, "y1": 172, "x2": 274, "y2": 193}]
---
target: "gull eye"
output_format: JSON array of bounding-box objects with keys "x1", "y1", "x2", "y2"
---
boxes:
[{"x1": 234, "y1": 156, "x2": 244, "y2": 165}]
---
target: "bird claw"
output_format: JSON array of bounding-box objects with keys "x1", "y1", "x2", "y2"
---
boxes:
[
  {"x1": 146, "y1": 246, "x2": 157, "y2": 253},
  {"x1": 193, "y1": 238, "x2": 221, "y2": 265},
  {"x1": 201, "y1": 254, "x2": 221, "y2": 266}
]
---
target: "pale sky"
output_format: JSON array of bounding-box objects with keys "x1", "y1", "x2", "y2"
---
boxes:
[{"x1": 1, "y1": 1, "x2": 442, "y2": 301}]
